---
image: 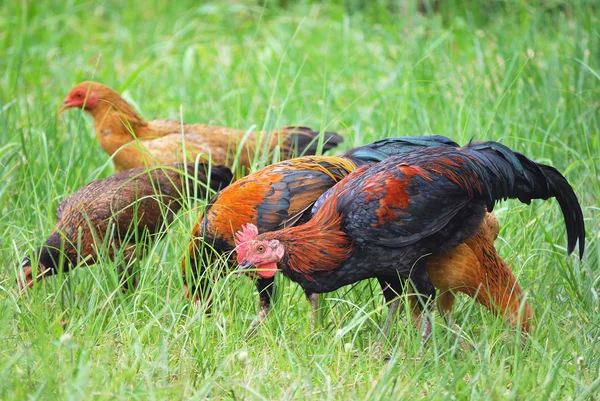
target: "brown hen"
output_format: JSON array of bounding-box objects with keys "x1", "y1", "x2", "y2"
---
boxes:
[
  {"x1": 19, "y1": 163, "x2": 232, "y2": 291},
  {"x1": 60, "y1": 81, "x2": 343, "y2": 173}
]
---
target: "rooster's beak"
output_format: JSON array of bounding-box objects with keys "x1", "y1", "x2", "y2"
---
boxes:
[{"x1": 235, "y1": 261, "x2": 254, "y2": 277}]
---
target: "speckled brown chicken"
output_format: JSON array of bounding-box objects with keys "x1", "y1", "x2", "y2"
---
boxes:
[
  {"x1": 18, "y1": 162, "x2": 232, "y2": 290},
  {"x1": 59, "y1": 81, "x2": 343, "y2": 173}
]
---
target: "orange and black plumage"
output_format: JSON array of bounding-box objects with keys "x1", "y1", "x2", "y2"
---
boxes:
[
  {"x1": 235, "y1": 141, "x2": 585, "y2": 340},
  {"x1": 181, "y1": 155, "x2": 358, "y2": 308},
  {"x1": 59, "y1": 81, "x2": 343, "y2": 173}
]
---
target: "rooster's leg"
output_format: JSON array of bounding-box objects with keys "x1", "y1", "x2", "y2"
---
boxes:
[
  {"x1": 182, "y1": 244, "x2": 216, "y2": 312},
  {"x1": 381, "y1": 299, "x2": 401, "y2": 340},
  {"x1": 247, "y1": 277, "x2": 275, "y2": 335},
  {"x1": 377, "y1": 275, "x2": 405, "y2": 339},
  {"x1": 409, "y1": 263, "x2": 436, "y2": 345},
  {"x1": 305, "y1": 291, "x2": 320, "y2": 329}
]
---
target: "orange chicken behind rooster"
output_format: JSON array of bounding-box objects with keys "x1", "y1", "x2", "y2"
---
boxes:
[{"x1": 60, "y1": 81, "x2": 343, "y2": 173}]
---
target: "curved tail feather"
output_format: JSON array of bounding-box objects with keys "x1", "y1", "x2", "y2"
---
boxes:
[
  {"x1": 464, "y1": 141, "x2": 585, "y2": 258},
  {"x1": 537, "y1": 164, "x2": 586, "y2": 258}
]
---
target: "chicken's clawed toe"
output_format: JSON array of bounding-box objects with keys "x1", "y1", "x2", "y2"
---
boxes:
[
  {"x1": 367, "y1": 342, "x2": 393, "y2": 361},
  {"x1": 448, "y1": 322, "x2": 472, "y2": 352}
]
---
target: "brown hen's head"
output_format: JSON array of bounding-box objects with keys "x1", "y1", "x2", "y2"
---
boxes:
[
  {"x1": 17, "y1": 241, "x2": 63, "y2": 292},
  {"x1": 235, "y1": 223, "x2": 284, "y2": 279},
  {"x1": 60, "y1": 81, "x2": 108, "y2": 111},
  {"x1": 18, "y1": 257, "x2": 53, "y2": 292},
  {"x1": 60, "y1": 81, "x2": 132, "y2": 116}
]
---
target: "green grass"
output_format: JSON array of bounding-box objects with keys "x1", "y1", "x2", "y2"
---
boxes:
[{"x1": 1, "y1": 0, "x2": 599, "y2": 399}]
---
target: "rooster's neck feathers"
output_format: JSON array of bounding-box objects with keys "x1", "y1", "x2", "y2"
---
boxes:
[{"x1": 263, "y1": 197, "x2": 354, "y2": 278}]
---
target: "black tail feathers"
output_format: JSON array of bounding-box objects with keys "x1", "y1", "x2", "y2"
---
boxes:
[
  {"x1": 537, "y1": 164, "x2": 586, "y2": 258},
  {"x1": 466, "y1": 141, "x2": 585, "y2": 258},
  {"x1": 204, "y1": 165, "x2": 234, "y2": 192},
  {"x1": 180, "y1": 163, "x2": 233, "y2": 195}
]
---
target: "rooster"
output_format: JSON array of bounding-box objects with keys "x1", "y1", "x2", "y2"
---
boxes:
[
  {"x1": 183, "y1": 136, "x2": 541, "y2": 334},
  {"x1": 235, "y1": 142, "x2": 585, "y2": 341},
  {"x1": 59, "y1": 81, "x2": 343, "y2": 173},
  {"x1": 19, "y1": 163, "x2": 232, "y2": 291},
  {"x1": 181, "y1": 137, "x2": 456, "y2": 306}
]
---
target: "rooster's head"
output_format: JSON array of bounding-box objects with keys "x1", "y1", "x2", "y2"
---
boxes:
[{"x1": 234, "y1": 223, "x2": 284, "y2": 279}]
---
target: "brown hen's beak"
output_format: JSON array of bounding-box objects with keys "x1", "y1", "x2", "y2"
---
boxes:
[
  {"x1": 17, "y1": 266, "x2": 35, "y2": 293},
  {"x1": 59, "y1": 101, "x2": 72, "y2": 112},
  {"x1": 17, "y1": 265, "x2": 52, "y2": 293}
]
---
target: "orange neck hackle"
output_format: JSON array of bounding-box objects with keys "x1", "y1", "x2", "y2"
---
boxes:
[{"x1": 256, "y1": 188, "x2": 354, "y2": 278}]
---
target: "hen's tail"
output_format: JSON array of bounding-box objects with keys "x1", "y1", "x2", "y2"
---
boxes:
[
  {"x1": 281, "y1": 126, "x2": 343, "y2": 156},
  {"x1": 179, "y1": 163, "x2": 233, "y2": 196},
  {"x1": 203, "y1": 165, "x2": 234, "y2": 192},
  {"x1": 460, "y1": 141, "x2": 585, "y2": 258},
  {"x1": 344, "y1": 135, "x2": 459, "y2": 165}
]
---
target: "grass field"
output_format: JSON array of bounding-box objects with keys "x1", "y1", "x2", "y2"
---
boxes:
[{"x1": 1, "y1": 0, "x2": 599, "y2": 399}]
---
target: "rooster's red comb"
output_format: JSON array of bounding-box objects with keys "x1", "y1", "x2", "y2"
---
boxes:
[
  {"x1": 235, "y1": 223, "x2": 259, "y2": 247},
  {"x1": 235, "y1": 223, "x2": 259, "y2": 264}
]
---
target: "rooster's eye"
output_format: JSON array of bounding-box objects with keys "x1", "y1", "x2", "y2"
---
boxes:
[{"x1": 256, "y1": 245, "x2": 265, "y2": 253}]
